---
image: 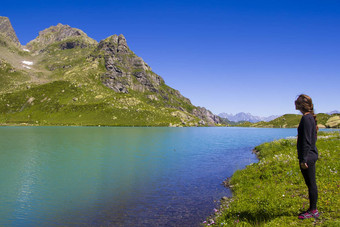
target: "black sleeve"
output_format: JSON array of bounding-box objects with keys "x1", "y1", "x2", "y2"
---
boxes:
[{"x1": 299, "y1": 116, "x2": 312, "y2": 163}]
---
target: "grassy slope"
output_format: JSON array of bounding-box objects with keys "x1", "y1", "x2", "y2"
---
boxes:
[
  {"x1": 0, "y1": 58, "x2": 30, "y2": 91},
  {"x1": 0, "y1": 79, "x2": 199, "y2": 126},
  {"x1": 0, "y1": 36, "x2": 32, "y2": 91},
  {"x1": 206, "y1": 131, "x2": 340, "y2": 226}
]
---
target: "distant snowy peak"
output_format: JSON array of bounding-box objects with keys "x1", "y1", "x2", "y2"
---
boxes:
[
  {"x1": 327, "y1": 110, "x2": 340, "y2": 115},
  {"x1": 218, "y1": 112, "x2": 280, "y2": 123}
]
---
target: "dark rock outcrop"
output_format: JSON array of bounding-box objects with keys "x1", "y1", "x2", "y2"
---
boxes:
[{"x1": 59, "y1": 40, "x2": 89, "y2": 50}]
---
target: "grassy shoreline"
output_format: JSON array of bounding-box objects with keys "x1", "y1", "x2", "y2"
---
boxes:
[{"x1": 205, "y1": 131, "x2": 340, "y2": 226}]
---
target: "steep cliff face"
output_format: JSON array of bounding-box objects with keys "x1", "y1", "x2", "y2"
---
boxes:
[
  {"x1": 0, "y1": 16, "x2": 20, "y2": 46},
  {"x1": 97, "y1": 34, "x2": 161, "y2": 93},
  {"x1": 0, "y1": 17, "x2": 222, "y2": 126},
  {"x1": 192, "y1": 107, "x2": 222, "y2": 126},
  {"x1": 95, "y1": 35, "x2": 208, "y2": 120}
]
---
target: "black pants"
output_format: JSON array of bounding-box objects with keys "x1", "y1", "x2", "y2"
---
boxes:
[{"x1": 300, "y1": 161, "x2": 318, "y2": 210}]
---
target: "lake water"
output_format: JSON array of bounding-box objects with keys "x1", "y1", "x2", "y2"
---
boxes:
[{"x1": 0, "y1": 127, "x2": 299, "y2": 226}]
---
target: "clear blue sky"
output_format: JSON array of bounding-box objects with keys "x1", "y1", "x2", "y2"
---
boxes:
[{"x1": 2, "y1": 0, "x2": 340, "y2": 116}]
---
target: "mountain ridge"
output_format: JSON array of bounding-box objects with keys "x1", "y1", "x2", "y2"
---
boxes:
[
  {"x1": 219, "y1": 112, "x2": 279, "y2": 123},
  {"x1": 26, "y1": 23, "x2": 98, "y2": 53},
  {"x1": 0, "y1": 17, "x2": 222, "y2": 126}
]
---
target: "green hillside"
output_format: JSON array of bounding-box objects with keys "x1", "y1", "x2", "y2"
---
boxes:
[{"x1": 236, "y1": 113, "x2": 339, "y2": 128}]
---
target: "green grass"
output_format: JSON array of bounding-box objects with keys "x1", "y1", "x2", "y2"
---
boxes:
[
  {"x1": 205, "y1": 131, "x2": 340, "y2": 226},
  {"x1": 317, "y1": 113, "x2": 331, "y2": 126},
  {"x1": 0, "y1": 80, "x2": 201, "y2": 126},
  {"x1": 0, "y1": 59, "x2": 30, "y2": 91}
]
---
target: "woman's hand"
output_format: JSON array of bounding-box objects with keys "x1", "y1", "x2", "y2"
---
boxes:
[{"x1": 300, "y1": 162, "x2": 308, "y2": 169}]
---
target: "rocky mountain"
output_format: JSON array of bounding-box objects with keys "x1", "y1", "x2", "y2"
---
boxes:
[
  {"x1": 0, "y1": 17, "x2": 221, "y2": 126},
  {"x1": 218, "y1": 112, "x2": 279, "y2": 123},
  {"x1": 26, "y1": 23, "x2": 97, "y2": 53},
  {"x1": 0, "y1": 16, "x2": 20, "y2": 46}
]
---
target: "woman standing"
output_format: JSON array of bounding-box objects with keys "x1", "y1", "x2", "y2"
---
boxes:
[{"x1": 295, "y1": 94, "x2": 319, "y2": 219}]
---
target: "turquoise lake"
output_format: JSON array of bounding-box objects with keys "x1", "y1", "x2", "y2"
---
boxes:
[{"x1": 0, "y1": 127, "x2": 300, "y2": 226}]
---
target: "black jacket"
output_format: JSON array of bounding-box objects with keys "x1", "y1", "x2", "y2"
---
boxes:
[{"x1": 297, "y1": 113, "x2": 318, "y2": 163}]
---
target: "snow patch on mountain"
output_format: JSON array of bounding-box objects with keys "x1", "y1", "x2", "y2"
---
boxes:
[{"x1": 22, "y1": 61, "x2": 33, "y2": 65}]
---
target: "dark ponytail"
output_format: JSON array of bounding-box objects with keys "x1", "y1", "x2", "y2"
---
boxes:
[{"x1": 311, "y1": 110, "x2": 318, "y2": 133}]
